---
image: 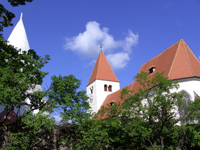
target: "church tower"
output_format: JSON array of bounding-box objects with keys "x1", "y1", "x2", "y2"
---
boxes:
[
  {"x1": 87, "y1": 46, "x2": 120, "y2": 113},
  {"x1": 2, "y1": 13, "x2": 43, "y2": 115}
]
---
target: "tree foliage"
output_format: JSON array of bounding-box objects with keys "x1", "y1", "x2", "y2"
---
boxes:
[
  {"x1": 0, "y1": 1, "x2": 91, "y2": 149},
  {"x1": 90, "y1": 72, "x2": 200, "y2": 150}
]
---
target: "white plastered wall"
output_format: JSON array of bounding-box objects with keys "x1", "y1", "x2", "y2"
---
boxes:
[
  {"x1": 87, "y1": 80, "x2": 120, "y2": 113},
  {"x1": 176, "y1": 78, "x2": 200, "y2": 100}
]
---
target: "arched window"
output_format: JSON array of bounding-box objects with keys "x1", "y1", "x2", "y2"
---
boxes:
[
  {"x1": 179, "y1": 90, "x2": 193, "y2": 125},
  {"x1": 108, "y1": 85, "x2": 112, "y2": 92},
  {"x1": 104, "y1": 84, "x2": 107, "y2": 91}
]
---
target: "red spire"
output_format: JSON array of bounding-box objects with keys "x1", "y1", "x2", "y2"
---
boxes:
[
  {"x1": 168, "y1": 39, "x2": 200, "y2": 79},
  {"x1": 87, "y1": 51, "x2": 119, "y2": 86},
  {"x1": 138, "y1": 39, "x2": 200, "y2": 80}
]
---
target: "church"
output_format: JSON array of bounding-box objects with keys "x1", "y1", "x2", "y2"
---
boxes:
[{"x1": 86, "y1": 39, "x2": 200, "y2": 114}]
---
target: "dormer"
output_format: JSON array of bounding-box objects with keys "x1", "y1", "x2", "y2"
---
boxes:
[{"x1": 149, "y1": 66, "x2": 156, "y2": 74}]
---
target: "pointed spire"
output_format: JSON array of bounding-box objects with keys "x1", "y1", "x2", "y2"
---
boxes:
[
  {"x1": 7, "y1": 13, "x2": 30, "y2": 52},
  {"x1": 87, "y1": 51, "x2": 119, "y2": 86},
  {"x1": 168, "y1": 39, "x2": 200, "y2": 79},
  {"x1": 20, "y1": 12, "x2": 23, "y2": 19}
]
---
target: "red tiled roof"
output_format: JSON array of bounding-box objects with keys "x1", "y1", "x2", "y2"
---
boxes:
[
  {"x1": 87, "y1": 51, "x2": 119, "y2": 86},
  {"x1": 99, "y1": 39, "x2": 200, "y2": 114}
]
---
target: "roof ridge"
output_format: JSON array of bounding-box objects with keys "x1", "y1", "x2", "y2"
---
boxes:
[
  {"x1": 96, "y1": 51, "x2": 101, "y2": 79},
  {"x1": 130, "y1": 81, "x2": 135, "y2": 90},
  {"x1": 141, "y1": 40, "x2": 181, "y2": 68},
  {"x1": 183, "y1": 40, "x2": 200, "y2": 64},
  {"x1": 181, "y1": 40, "x2": 194, "y2": 76},
  {"x1": 167, "y1": 40, "x2": 182, "y2": 77}
]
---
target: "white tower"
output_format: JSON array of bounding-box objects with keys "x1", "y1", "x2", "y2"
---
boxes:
[
  {"x1": 8, "y1": 13, "x2": 30, "y2": 52},
  {"x1": 87, "y1": 47, "x2": 120, "y2": 113},
  {"x1": 0, "y1": 13, "x2": 43, "y2": 115}
]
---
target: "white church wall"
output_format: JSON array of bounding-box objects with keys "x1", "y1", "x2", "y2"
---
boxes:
[
  {"x1": 177, "y1": 78, "x2": 200, "y2": 101},
  {"x1": 96, "y1": 80, "x2": 120, "y2": 113},
  {"x1": 87, "y1": 79, "x2": 120, "y2": 113}
]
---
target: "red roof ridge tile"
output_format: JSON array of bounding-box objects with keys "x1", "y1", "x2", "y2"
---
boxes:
[
  {"x1": 102, "y1": 51, "x2": 120, "y2": 82},
  {"x1": 181, "y1": 40, "x2": 194, "y2": 76},
  {"x1": 167, "y1": 40, "x2": 182, "y2": 77},
  {"x1": 184, "y1": 42, "x2": 200, "y2": 64}
]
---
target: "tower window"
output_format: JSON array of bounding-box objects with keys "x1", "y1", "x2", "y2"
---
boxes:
[
  {"x1": 104, "y1": 84, "x2": 107, "y2": 91},
  {"x1": 149, "y1": 67, "x2": 156, "y2": 74},
  {"x1": 108, "y1": 85, "x2": 112, "y2": 92},
  {"x1": 90, "y1": 86, "x2": 93, "y2": 94}
]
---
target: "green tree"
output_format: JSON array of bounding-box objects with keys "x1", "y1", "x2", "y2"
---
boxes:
[
  {"x1": 119, "y1": 71, "x2": 200, "y2": 149},
  {"x1": 0, "y1": 1, "x2": 91, "y2": 149},
  {"x1": 93, "y1": 72, "x2": 200, "y2": 150}
]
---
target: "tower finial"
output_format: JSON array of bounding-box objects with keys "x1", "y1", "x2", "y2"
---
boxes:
[
  {"x1": 20, "y1": 12, "x2": 23, "y2": 19},
  {"x1": 100, "y1": 42, "x2": 102, "y2": 51}
]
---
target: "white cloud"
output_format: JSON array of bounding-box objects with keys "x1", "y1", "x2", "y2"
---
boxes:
[
  {"x1": 106, "y1": 52, "x2": 130, "y2": 70},
  {"x1": 64, "y1": 21, "x2": 138, "y2": 69},
  {"x1": 123, "y1": 30, "x2": 138, "y2": 53},
  {"x1": 65, "y1": 21, "x2": 117, "y2": 58},
  {"x1": 198, "y1": 56, "x2": 200, "y2": 60}
]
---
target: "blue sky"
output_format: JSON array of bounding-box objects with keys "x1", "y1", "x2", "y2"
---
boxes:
[{"x1": 2, "y1": 0, "x2": 200, "y2": 92}]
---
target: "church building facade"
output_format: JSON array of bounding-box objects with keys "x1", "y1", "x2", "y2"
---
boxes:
[{"x1": 87, "y1": 39, "x2": 200, "y2": 115}]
